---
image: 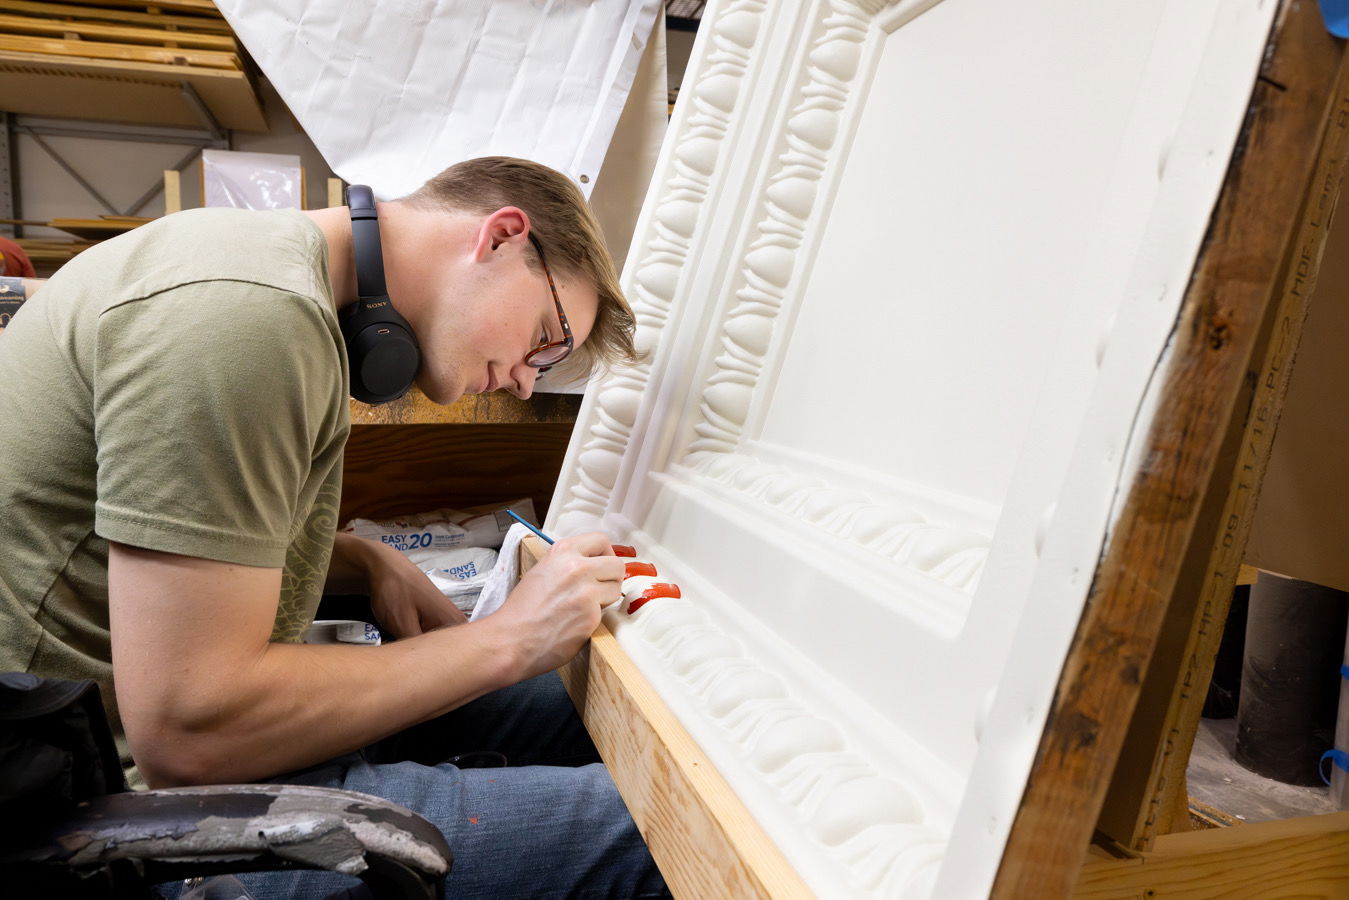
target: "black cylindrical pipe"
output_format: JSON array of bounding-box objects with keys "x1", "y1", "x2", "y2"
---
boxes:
[{"x1": 1234, "y1": 572, "x2": 1349, "y2": 786}]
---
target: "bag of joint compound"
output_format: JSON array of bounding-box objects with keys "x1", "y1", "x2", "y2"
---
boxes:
[
  {"x1": 341, "y1": 499, "x2": 531, "y2": 614},
  {"x1": 417, "y1": 547, "x2": 497, "y2": 615},
  {"x1": 342, "y1": 498, "x2": 536, "y2": 554}
]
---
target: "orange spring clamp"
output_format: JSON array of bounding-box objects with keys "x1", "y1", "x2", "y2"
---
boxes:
[
  {"x1": 627, "y1": 582, "x2": 681, "y2": 614},
  {"x1": 624, "y1": 561, "x2": 657, "y2": 578}
]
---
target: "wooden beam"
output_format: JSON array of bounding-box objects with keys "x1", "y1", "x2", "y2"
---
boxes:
[
  {"x1": 0, "y1": 32, "x2": 238, "y2": 67},
  {"x1": 1074, "y1": 813, "x2": 1349, "y2": 898},
  {"x1": 1095, "y1": 6, "x2": 1349, "y2": 851},
  {"x1": 47, "y1": 216, "x2": 149, "y2": 238},
  {"x1": 0, "y1": 50, "x2": 267, "y2": 131},
  {"x1": 0, "y1": 0, "x2": 233, "y2": 33},
  {"x1": 163, "y1": 168, "x2": 180, "y2": 214},
  {"x1": 14, "y1": 237, "x2": 92, "y2": 264},
  {"x1": 348, "y1": 388, "x2": 581, "y2": 426},
  {"x1": 991, "y1": 2, "x2": 1349, "y2": 893},
  {"x1": 80, "y1": 0, "x2": 223, "y2": 15},
  {"x1": 340, "y1": 423, "x2": 576, "y2": 524},
  {"x1": 0, "y1": 11, "x2": 236, "y2": 48}
]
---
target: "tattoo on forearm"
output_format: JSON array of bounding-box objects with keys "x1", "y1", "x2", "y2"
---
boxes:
[
  {"x1": 0, "y1": 276, "x2": 24, "y2": 328},
  {"x1": 0, "y1": 277, "x2": 26, "y2": 300}
]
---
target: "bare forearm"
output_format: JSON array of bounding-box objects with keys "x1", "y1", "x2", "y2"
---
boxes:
[
  {"x1": 134, "y1": 618, "x2": 520, "y2": 786},
  {"x1": 324, "y1": 530, "x2": 380, "y2": 594},
  {"x1": 111, "y1": 536, "x2": 618, "y2": 788},
  {"x1": 0, "y1": 276, "x2": 44, "y2": 296}
]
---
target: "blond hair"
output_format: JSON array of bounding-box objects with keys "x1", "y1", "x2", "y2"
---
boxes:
[{"x1": 402, "y1": 156, "x2": 639, "y2": 375}]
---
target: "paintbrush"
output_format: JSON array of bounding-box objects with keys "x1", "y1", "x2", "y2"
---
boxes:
[{"x1": 506, "y1": 509, "x2": 555, "y2": 544}]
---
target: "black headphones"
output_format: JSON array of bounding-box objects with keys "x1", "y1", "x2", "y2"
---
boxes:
[{"x1": 338, "y1": 184, "x2": 421, "y2": 404}]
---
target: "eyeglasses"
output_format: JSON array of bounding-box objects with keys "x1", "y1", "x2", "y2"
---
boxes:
[{"x1": 525, "y1": 233, "x2": 573, "y2": 372}]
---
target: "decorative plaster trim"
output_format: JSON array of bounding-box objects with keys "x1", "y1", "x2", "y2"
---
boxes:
[
  {"x1": 682, "y1": 451, "x2": 988, "y2": 594},
  {"x1": 547, "y1": 0, "x2": 1284, "y2": 896},
  {"x1": 666, "y1": 0, "x2": 988, "y2": 597},
  {"x1": 612, "y1": 591, "x2": 951, "y2": 896},
  {"x1": 553, "y1": 2, "x2": 970, "y2": 894},
  {"x1": 556, "y1": 0, "x2": 985, "y2": 596},
  {"x1": 554, "y1": 0, "x2": 770, "y2": 534}
]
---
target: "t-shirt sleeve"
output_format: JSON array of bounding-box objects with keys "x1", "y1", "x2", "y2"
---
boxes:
[{"x1": 92, "y1": 281, "x2": 344, "y2": 567}]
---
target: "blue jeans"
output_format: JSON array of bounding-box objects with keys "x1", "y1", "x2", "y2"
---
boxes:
[{"x1": 225, "y1": 673, "x2": 668, "y2": 899}]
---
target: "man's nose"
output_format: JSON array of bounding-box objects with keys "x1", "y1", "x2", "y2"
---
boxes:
[{"x1": 508, "y1": 366, "x2": 537, "y2": 400}]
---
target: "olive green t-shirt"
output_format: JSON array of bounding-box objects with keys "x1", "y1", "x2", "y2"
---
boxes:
[{"x1": 0, "y1": 207, "x2": 350, "y2": 786}]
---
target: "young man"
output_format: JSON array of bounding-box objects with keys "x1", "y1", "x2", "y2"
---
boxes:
[{"x1": 0, "y1": 157, "x2": 667, "y2": 897}]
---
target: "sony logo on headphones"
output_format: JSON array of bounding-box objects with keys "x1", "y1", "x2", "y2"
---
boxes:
[{"x1": 366, "y1": 300, "x2": 388, "y2": 308}]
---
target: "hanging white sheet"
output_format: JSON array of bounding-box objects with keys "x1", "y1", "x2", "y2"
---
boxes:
[{"x1": 215, "y1": 0, "x2": 661, "y2": 199}]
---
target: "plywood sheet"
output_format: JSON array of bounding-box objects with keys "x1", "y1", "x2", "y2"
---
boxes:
[{"x1": 0, "y1": 49, "x2": 265, "y2": 130}]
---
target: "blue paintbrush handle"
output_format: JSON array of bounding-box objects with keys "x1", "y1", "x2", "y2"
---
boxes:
[{"x1": 507, "y1": 509, "x2": 555, "y2": 545}]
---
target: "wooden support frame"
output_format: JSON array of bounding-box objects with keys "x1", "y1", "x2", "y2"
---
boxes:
[
  {"x1": 1075, "y1": 812, "x2": 1349, "y2": 898},
  {"x1": 995, "y1": 3, "x2": 1349, "y2": 893},
  {"x1": 1094, "y1": 13, "x2": 1349, "y2": 852},
  {"x1": 535, "y1": 2, "x2": 1349, "y2": 896}
]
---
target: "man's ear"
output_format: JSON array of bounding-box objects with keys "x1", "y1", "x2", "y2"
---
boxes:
[{"x1": 472, "y1": 207, "x2": 531, "y2": 260}]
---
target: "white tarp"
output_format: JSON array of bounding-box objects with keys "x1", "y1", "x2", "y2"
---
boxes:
[{"x1": 216, "y1": 0, "x2": 661, "y2": 200}]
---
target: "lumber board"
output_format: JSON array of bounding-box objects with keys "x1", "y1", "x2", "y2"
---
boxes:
[
  {"x1": 349, "y1": 388, "x2": 582, "y2": 426},
  {"x1": 163, "y1": 168, "x2": 181, "y2": 214},
  {"x1": 0, "y1": 31, "x2": 237, "y2": 66},
  {"x1": 560, "y1": 621, "x2": 810, "y2": 899},
  {"x1": 46, "y1": 216, "x2": 149, "y2": 238},
  {"x1": 526, "y1": 538, "x2": 810, "y2": 900},
  {"x1": 1074, "y1": 813, "x2": 1349, "y2": 898},
  {"x1": 0, "y1": 11, "x2": 235, "y2": 48},
  {"x1": 1186, "y1": 798, "x2": 1241, "y2": 830},
  {"x1": 16, "y1": 237, "x2": 92, "y2": 250},
  {"x1": 991, "y1": 3, "x2": 1349, "y2": 895},
  {"x1": 0, "y1": 0, "x2": 233, "y2": 33},
  {"x1": 0, "y1": 50, "x2": 266, "y2": 130},
  {"x1": 14, "y1": 238, "x2": 91, "y2": 263},
  {"x1": 1095, "y1": 8, "x2": 1349, "y2": 851},
  {"x1": 75, "y1": 0, "x2": 221, "y2": 15},
  {"x1": 339, "y1": 423, "x2": 575, "y2": 524}
]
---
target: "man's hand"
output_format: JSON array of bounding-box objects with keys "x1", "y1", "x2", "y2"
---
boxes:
[
  {"x1": 367, "y1": 542, "x2": 468, "y2": 636},
  {"x1": 330, "y1": 532, "x2": 467, "y2": 637},
  {"x1": 484, "y1": 532, "x2": 625, "y2": 677}
]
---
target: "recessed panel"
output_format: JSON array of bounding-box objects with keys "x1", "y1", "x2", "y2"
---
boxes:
[{"x1": 763, "y1": 0, "x2": 1185, "y2": 517}]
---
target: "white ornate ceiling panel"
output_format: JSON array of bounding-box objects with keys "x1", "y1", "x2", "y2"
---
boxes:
[{"x1": 549, "y1": 0, "x2": 1277, "y2": 895}]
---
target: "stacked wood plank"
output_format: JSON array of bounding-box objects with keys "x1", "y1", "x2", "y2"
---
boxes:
[
  {"x1": 0, "y1": 0, "x2": 266, "y2": 131},
  {"x1": 15, "y1": 235, "x2": 94, "y2": 266},
  {"x1": 10, "y1": 213, "x2": 153, "y2": 271},
  {"x1": 46, "y1": 214, "x2": 150, "y2": 238}
]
